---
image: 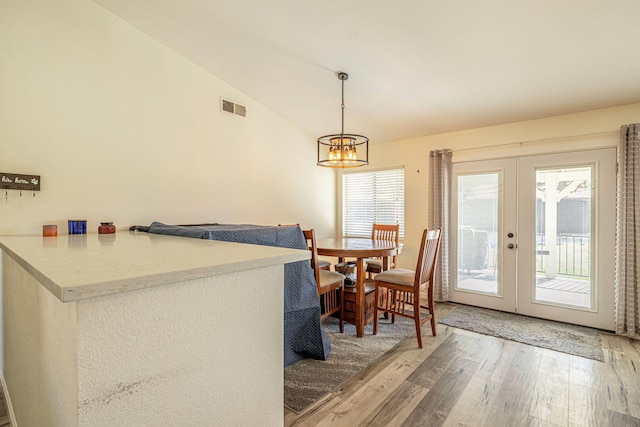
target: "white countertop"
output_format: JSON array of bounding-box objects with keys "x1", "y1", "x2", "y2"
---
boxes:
[{"x1": 0, "y1": 231, "x2": 310, "y2": 302}]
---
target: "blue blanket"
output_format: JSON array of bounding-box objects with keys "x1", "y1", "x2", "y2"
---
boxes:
[{"x1": 146, "y1": 222, "x2": 331, "y2": 367}]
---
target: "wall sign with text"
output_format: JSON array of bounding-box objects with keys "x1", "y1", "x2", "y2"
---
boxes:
[{"x1": 1, "y1": 173, "x2": 41, "y2": 191}]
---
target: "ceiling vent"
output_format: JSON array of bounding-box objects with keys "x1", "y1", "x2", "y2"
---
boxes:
[{"x1": 220, "y1": 98, "x2": 246, "y2": 117}]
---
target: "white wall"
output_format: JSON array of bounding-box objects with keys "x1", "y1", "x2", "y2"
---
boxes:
[
  {"x1": 3, "y1": 250, "x2": 286, "y2": 426},
  {"x1": 2, "y1": 254, "x2": 78, "y2": 426},
  {"x1": 350, "y1": 103, "x2": 640, "y2": 269},
  {"x1": 0, "y1": 0, "x2": 336, "y2": 237}
]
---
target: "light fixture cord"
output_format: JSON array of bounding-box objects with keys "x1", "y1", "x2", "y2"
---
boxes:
[{"x1": 340, "y1": 78, "x2": 345, "y2": 137}]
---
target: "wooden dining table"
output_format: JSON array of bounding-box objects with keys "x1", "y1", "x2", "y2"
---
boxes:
[{"x1": 316, "y1": 237, "x2": 402, "y2": 337}]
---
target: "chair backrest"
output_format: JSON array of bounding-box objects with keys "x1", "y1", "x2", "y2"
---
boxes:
[
  {"x1": 372, "y1": 223, "x2": 400, "y2": 265},
  {"x1": 414, "y1": 228, "x2": 442, "y2": 290},
  {"x1": 371, "y1": 223, "x2": 400, "y2": 244},
  {"x1": 302, "y1": 229, "x2": 321, "y2": 289}
]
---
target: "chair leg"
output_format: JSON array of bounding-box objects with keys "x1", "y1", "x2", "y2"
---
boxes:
[
  {"x1": 430, "y1": 314, "x2": 436, "y2": 337},
  {"x1": 339, "y1": 287, "x2": 344, "y2": 333},
  {"x1": 414, "y1": 298, "x2": 423, "y2": 348},
  {"x1": 390, "y1": 290, "x2": 396, "y2": 324},
  {"x1": 373, "y1": 285, "x2": 380, "y2": 335},
  {"x1": 375, "y1": 286, "x2": 389, "y2": 320},
  {"x1": 429, "y1": 287, "x2": 436, "y2": 336}
]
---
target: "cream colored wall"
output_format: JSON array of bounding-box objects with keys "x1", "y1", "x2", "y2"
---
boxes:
[
  {"x1": 3, "y1": 254, "x2": 78, "y2": 426},
  {"x1": 348, "y1": 103, "x2": 640, "y2": 269},
  {"x1": 0, "y1": 0, "x2": 336, "y2": 237},
  {"x1": 76, "y1": 267, "x2": 284, "y2": 426},
  {"x1": 3, "y1": 248, "x2": 286, "y2": 426}
]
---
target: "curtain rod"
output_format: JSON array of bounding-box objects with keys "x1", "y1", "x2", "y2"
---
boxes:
[{"x1": 453, "y1": 130, "x2": 618, "y2": 153}]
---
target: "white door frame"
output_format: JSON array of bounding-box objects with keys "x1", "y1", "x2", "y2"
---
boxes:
[
  {"x1": 450, "y1": 148, "x2": 616, "y2": 330},
  {"x1": 451, "y1": 158, "x2": 517, "y2": 312},
  {"x1": 516, "y1": 149, "x2": 616, "y2": 330}
]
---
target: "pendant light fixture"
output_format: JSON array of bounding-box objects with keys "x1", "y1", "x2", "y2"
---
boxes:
[{"x1": 317, "y1": 72, "x2": 369, "y2": 168}]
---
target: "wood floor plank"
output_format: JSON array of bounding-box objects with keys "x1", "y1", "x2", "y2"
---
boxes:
[
  {"x1": 619, "y1": 336, "x2": 640, "y2": 359},
  {"x1": 442, "y1": 335, "x2": 520, "y2": 427},
  {"x1": 603, "y1": 348, "x2": 640, "y2": 418},
  {"x1": 601, "y1": 333, "x2": 625, "y2": 352},
  {"x1": 607, "y1": 409, "x2": 640, "y2": 427},
  {"x1": 405, "y1": 332, "x2": 482, "y2": 389},
  {"x1": 357, "y1": 380, "x2": 428, "y2": 427},
  {"x1": 529, "y1": 350, "x2": 570, "y2": 425},
  {"x1": 471, "y1": 334, "x2": 518, "y2": 383},
  {"x1": 527, "y1": 415, "x2": 565, "y2": 426},
  {"x1": 441, "y1": 375, "x2": 503, "y2": 427},
  {"x1": 569, "y1": 354, "x2": 608, "y2": 389},
  {"x1": 404, "y1": 334, "x2": 462, "y2": 388},
  {"x1": 350, "y1": 322, "x2": 457, "y2": 387},
  {"x1": 309, "y1": 359, "x2": 426, "y2": 426},
  {"x1": 288, "y1": 396, "x2": 346, "y2": 427},
  {"x1": 401, "y1": 356, "x2": 480, "y2": 426},
  {"x1": 628, "y1": 337, "x2": 640, "y2": 357},
  {"x1": 568, "y1": 383, "x2": 610, "y2": 426},
  {"x1": 483, "y1": 344, "x2": 543, "y2": 426}
]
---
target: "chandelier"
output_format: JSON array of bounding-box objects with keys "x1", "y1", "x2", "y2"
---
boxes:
[{"x1": 317, "y1": 72, "x2": 369, "y2": 168}]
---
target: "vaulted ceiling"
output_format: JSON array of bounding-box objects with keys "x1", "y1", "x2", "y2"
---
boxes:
[{"x1": 91, "y1": 0, "x2": 640, "y2": 143}]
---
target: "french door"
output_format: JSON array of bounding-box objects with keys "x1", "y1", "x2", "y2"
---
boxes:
[{"x1": 451, "y1": 148, "x2": 616, "y2": 330}]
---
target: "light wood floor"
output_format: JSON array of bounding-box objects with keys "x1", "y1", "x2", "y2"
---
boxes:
[{"x1": 285, "y1": 303, "x2": 640, "y2": 427}]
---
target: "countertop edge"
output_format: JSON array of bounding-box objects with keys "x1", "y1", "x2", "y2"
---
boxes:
[
  {"x1": 0, "y1": 242, "x2": 66, "y2": 301},
  {"x1": 60, "y1": 251, "x2": 308, "y2": 302},
  {"x1": 0, "y1": 234, "x2": 309, "y2": 303}
]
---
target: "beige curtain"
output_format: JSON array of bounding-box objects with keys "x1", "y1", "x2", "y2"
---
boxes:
[
  {"x1": 429, "y1": 149, "x2": 452, "y2": 302},
  {"x1": 616, "y1": 124, "x2": 640, "y2": 337}
]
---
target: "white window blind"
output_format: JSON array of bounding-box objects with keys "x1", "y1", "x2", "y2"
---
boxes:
[{"x1": 342, "y1": 168, "x2": 405, "y2": 238}]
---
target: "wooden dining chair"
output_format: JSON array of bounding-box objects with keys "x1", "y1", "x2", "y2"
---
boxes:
[
  {"x1": 303, "y1": 229, "x2": 345, "y2": 332},
  {"x1": 366, "y1": 223, "x2": 400, "y2": 278},
  {"x1": 373, "y1": 228, "x2": 441, "y2": 348},
  {"x1": 280, "y1": 223, "x2": 331, "y2": 270}
]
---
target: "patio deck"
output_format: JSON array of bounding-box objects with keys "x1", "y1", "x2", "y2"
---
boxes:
[{"x1": 457, "y1": 274, "x2": 591, "y2": 308}]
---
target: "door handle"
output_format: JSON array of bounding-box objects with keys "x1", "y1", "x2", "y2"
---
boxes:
[{"x1": 507, "y1": 243, "x2": 517, "y2": 249}]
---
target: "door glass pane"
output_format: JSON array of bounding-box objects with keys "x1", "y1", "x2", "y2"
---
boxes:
[
  {"x1": 457, "y1": 173, "x2": 499, "y2": 295},
  {"x1": 534, "y1": 166, "x2": 592, "y2": 308}
]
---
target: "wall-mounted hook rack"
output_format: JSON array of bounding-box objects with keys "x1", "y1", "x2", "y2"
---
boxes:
[{"x1": 1, "y1": 173, "x2": 41, "y2": 201}]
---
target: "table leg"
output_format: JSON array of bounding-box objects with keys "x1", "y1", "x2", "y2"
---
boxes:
[{"x1": 355, "y1": 257, "x2": 365, "y2": 337}]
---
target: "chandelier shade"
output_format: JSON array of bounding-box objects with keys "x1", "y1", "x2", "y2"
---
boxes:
[{"x1": 317, "y1": 72, "x2": 369, "y2": 168}]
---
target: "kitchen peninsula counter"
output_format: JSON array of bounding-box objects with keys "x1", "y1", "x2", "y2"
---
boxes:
[{"x1": 0, "y1": 231, "x2": 308, "y2": 426}]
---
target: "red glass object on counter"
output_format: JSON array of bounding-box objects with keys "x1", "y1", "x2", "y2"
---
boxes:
[
  {"x1": 42, "y1": 224, "x2": 58, "y2": 237},
  {"x1": 98, "y1": 222, "x2": 116, "y2": 234}
]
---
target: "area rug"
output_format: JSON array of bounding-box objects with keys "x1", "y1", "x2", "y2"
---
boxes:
[
  {"x1": 438, "y1": 304, "x2": 604, "y2": 362},
  {"x1": 284, "y1": 315, "x2": 416, "y2": 414}
]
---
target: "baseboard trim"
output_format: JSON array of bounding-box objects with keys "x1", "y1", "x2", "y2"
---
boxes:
[{"x1": 0, "y1": 371, "x2": 17, "y2": 426}]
